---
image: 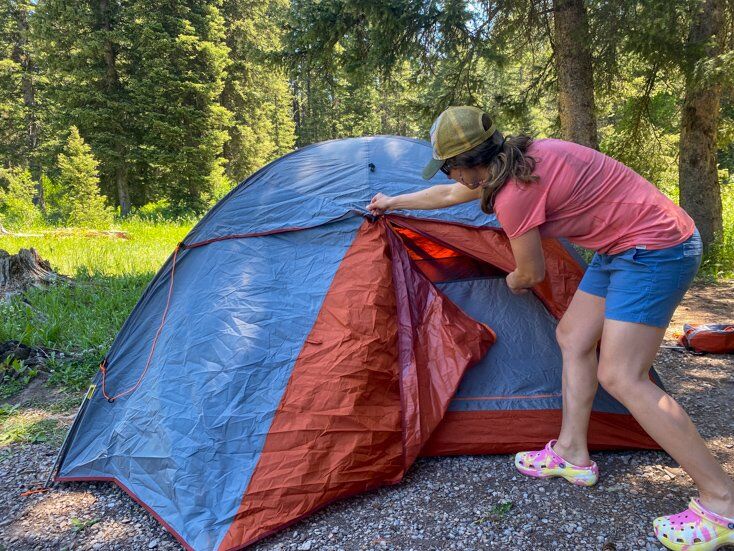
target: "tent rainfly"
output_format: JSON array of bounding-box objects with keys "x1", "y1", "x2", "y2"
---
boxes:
[{"x1": 51, "y1": 136, "x2": 661, "y2": 551}]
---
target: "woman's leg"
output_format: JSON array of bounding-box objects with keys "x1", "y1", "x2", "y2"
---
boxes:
[
  {"x1": 597, "y1": 318, "x2": 734, "y2": 517},
  {"x1": 552, "y1": 290, "x2": 606, "y2": 467}
]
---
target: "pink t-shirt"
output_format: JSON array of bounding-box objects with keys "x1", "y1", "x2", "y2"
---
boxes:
[{"x1": 493, "y1": 139, "x2": 695, "y2": 254}]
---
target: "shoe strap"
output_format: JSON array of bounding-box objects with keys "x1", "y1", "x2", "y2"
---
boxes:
[
  {"x1": 689, "y1": 498, "x2": 734, "y2": 530},
  {"x1": 544, "y1": 439, "x2": 596, "y2": 471}
]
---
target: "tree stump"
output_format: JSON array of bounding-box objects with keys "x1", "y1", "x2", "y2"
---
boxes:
[
  {"x1": 0, "y1": 340, "x2": 67, "y2": 368},
  {"x1": 0, "y1": 248, "x2": 68, "y2": 298}
]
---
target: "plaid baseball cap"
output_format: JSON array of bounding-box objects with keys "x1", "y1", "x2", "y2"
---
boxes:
[{"x1": 422, "y1": 106, "x2": 496, "y2": 180}]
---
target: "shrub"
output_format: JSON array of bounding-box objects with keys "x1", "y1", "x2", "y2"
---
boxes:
[{"x1": 0, "y1": 167, "x2": 43, "y2": 230}]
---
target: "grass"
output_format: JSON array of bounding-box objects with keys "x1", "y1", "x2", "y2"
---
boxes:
[
  {"x1": 0, "y1": 219, "x2": 192, "y2": 446},
  {"x1": 474, "y1": 500, "x2": 514, "y2": 524},
  {"x1": 0, "y1": 219, "x2": 192, "y2": 399},
  {"x1": 699, "y1": 183, "x2": 734, "y2": 279},
  {"x1": 1, "y1": 218, "x2": 191, "y2": 276},
  {"x1": 70, "y1": 517, "x2": 102, "y2": 532},
  {"x1": 0, "y1": 403, "x2": 68, "y2": 446},
  {"x1": 0, "y1": 357, "x2": 39, "y2": 399},
  {"x1": 0, "y1": 393, "x2": 85, "y2": 447}
]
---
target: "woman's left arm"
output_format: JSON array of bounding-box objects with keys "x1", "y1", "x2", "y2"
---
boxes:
[{"x1": 506, "y1": 229, "x2": 546, "y2": 294}]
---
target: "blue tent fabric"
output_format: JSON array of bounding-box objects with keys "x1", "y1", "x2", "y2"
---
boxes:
[
  {"x1": 60, "y1": 217, "x2": 363, "y2": 550},
  {"x1": 184, "y1": 137, "x2": 500, "y2": 246},
  {"x1": 438, "y1": 278, "x2": 625, "y2": 414}
]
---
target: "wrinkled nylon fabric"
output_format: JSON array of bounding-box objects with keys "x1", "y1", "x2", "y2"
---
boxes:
[
  {"x1": 387, "y1": 216, "x2": 583, "y2": 319},
  {"x1": 385, "y1": 220, "x2": 659, "y2": 455},
  {"x1": 679, "y1": 323, "x2": 734, "y2": 353},
  {"x1": 58, "y1": 218, "x2": 363, "y2": 550},
  {"x1": 59, "y1": 216, "x2": 495, "y2": 551},
  {"x1": 217, "y1": 220, "x2": 405, "y2": 549},
  {"x1": 218, "y1": 220, "x2": 493, "y2": 550},
  {"x1": 385, "y1": 223, "x2": 496, "y2": 467},
  {"x1": 183, "y1": 137, "x2": 500, "y2": 245},
  {"x1": 422, "y1": 410, "x2": 660, "y2": 456},
  {"x1": 437, "y1": 278, "x2": 626, "y2": 415}
]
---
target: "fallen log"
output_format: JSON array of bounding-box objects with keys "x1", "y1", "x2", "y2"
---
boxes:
[{"x1": 47, "y1": 228, "x2": 130, "y2": 240}]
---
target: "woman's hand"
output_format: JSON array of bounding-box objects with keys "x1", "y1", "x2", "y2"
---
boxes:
[
  {"x1": 367, "y1": 193, "x2": 394, "y2": 215},
  {"x1": 506, "y1": 271, "x2": 529, "y2": 295},
  {"x1": 505, "y1": 229, "x2": 545, "y2": 295}
]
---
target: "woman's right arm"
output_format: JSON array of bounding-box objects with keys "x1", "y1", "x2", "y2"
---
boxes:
[{"x1": 367, "y1": 183, "x2": 480, "y2": 215}]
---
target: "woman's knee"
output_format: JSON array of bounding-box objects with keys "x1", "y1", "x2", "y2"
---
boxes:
[
  {"x1": 556, "y1": 321, "x2": 597, "y2": 358},
  {"x1": 596, "y1": 366, "x2": 620, "y2": 397},
  {"x1": 597, "y1": 365, "x2": 645, "y2": 400}
]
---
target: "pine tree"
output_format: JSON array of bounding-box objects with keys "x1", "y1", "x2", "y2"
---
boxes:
[
  {"x1": 127, "y1": 0, "x2": 233, "y2": 214},
  {"x1": 0, "y1": 166, "x2": 42, "y2": 229},
  {"x1": 56, "y1": 126, "x2": 113, "y2": 228},
  {"x1": 33, "y1": 0, "x2": 135, "y2": 214},
  {"x1": 0, "y1": 0, "x2": 39, "y2": 176},
  {"x1": 220, "y1": 0, "x2": 295, "y2": 182}
]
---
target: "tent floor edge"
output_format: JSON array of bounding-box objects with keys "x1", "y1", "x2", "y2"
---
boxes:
[
  {"x1": 420, "y1": 409, "x2": 661, "y2": 456},
  {"x1": 54, "y1": 475, "x2": 195, "y2": 551}
]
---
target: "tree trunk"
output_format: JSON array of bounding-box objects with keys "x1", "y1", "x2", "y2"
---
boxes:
[
  {"x1": 380, "y1": 76, "x2": 389, "y2": 133},
  {"x1": 10, "y1": 2, "x2": 43, "y2": 211},
  {"x1": 306, "y1": 69, "x2": 312, "y2": 144},
  {"x1": 98, "y1": 0, "x2": 131, "y2": 215},
  {"x1": 115, "y1": 143, "x2": 131, "y2": 215},
  {"x1": 552, "y1": 0, "x2": 599, "y2": 149},
  {"x1": 292, "y1": 78, "x2": 301, "y2": 141},
  {"x1": 678, "y1": 0, "x2": 724, "y2": 248}
]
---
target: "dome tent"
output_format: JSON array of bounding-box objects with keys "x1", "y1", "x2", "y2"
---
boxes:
[{"x1": 51, "y1": 136, "x2": 660, "y2": 551}]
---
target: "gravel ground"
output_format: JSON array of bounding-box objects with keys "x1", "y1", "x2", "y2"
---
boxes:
[{"x1": 1, "y1": 282, "x2": 732, "y2": 551}]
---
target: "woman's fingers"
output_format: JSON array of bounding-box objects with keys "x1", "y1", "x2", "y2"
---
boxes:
[
  {"x1": 366, "y1": 202, "x2": 382, "y2": 215},
  {"x1": 367, "y1": 193, "x2": 389, "y2": 215}
]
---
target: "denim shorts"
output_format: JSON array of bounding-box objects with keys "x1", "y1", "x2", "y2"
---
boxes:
[{"x1": 577, "y1": 229, "x2": 702, "y2": 328}]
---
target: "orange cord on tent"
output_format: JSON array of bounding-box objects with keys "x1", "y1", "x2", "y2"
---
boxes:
[{"x1": 100, "y1": 243, "x2": 182, "y2": 403}]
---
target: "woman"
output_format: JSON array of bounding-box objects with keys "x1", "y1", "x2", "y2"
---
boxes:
[{"x1": 367, "y1": 106, "x2": 734, "y2": 551}]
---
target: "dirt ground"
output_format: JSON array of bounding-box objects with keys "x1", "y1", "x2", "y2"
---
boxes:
[{"x1": 0, "y1": 281, "x2": 732, "y2": 551}]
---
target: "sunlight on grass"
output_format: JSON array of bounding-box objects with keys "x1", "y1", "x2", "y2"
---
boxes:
[
  {"x1": 0, "y1": 220, "x2": 194, "y2": 395},
  {"x1": 0, "y1": 406, "x2": 67, "y2": 447},
  {"x1": 0, "y1": 219, "x2": 192, "y2": 277}
]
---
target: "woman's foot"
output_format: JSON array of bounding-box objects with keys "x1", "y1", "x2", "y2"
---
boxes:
[
  {"x1": 653, "y1": 498, "x2": 734, "y2": 550},
  {"x1": 551, "y1": 439, "x2": 593, "y2": 467},
  {"x1": 698, "y1": 487, "x2": 734, "y2": 522},
  {"x1": 514, "y1": 439, "x2": 599, "y2": 487}
]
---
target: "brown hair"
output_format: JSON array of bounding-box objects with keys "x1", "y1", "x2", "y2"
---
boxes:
[{"x1": 442, "y1": 115, "x2": 538, "y2": 213}]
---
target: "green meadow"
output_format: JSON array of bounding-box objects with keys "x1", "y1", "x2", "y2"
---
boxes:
[{"x1": 0, "y1": 219, "x2": 191, "y2": 398}]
